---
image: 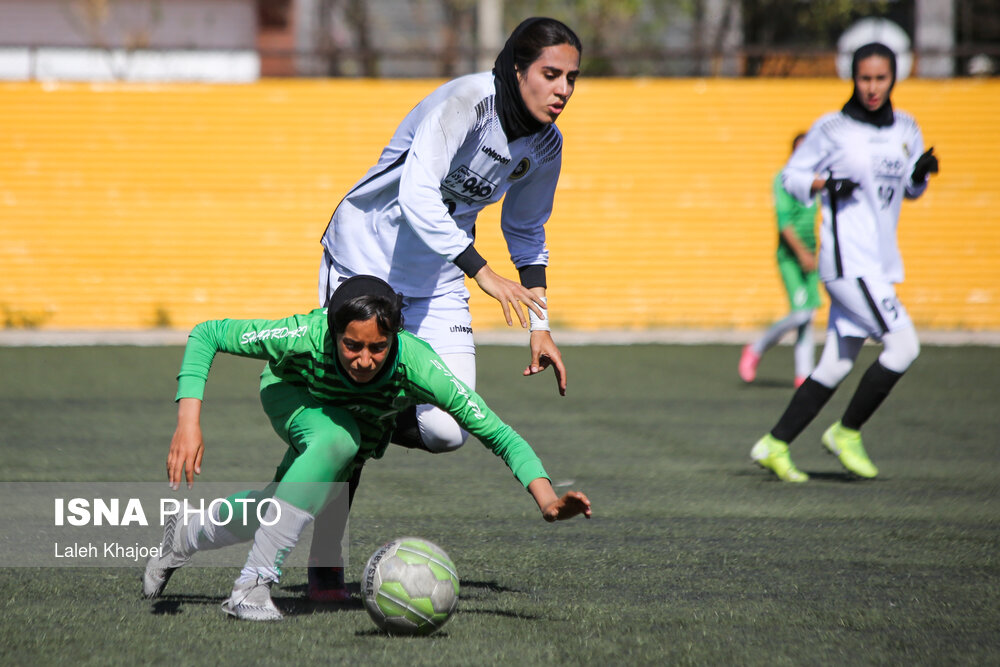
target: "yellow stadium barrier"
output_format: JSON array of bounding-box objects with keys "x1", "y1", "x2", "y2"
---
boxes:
[{"x1": 1, "y1": 79, "x2": 998, "y2": 331}]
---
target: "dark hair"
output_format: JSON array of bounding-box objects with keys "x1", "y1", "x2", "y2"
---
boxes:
[
  {"x1": 509, "y1": 17, "x2": 582, "y2": 73},
  {"x1": 851, "y1": 42, "x2": 896, "y2": 81},
  {"x1": 326, "y1": 275, "x2": 404, "y2": 336},
  {"x1": 330, "y1": 294, "x2": 403, "y2": 336},
  {"x1": 791, "y1": 132, "x2": 807, "y2": 151}
]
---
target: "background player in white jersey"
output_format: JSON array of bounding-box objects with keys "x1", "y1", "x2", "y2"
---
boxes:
[
  {"x1": 750, "y1": 42, "x2": 939, "y2": 482},
  {"x1": 310, "y1": 17, "x2": 581, "y2": 598}
]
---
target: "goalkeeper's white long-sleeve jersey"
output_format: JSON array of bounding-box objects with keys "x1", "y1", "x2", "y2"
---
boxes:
[
  {"x1": 320, "y1": 71, "x2": 562, "y2": 297},
  {"x1": 782, "y1": 109, "x2": 928, "y2": 284}
]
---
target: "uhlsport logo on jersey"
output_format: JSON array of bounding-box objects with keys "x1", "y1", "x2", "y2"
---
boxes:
[{"x1": 480, "y1": 145, "x2": 510, "y2": 165}]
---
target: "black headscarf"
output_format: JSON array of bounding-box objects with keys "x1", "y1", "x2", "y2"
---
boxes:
[
  {"x1": 326, "y1": 274, "x2": 403, "y2": 384},
  {"x1": 842, "y1": 42, "x2": 896, "y2": 128},
  {"x1": 326, "y1": 274, "x2": 403, "y2": 334},
  {"x1": 492, "y1": 18, "x2": 548, "y2": 141}
]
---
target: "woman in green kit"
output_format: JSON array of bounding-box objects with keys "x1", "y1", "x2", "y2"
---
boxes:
[
  {"x1": 142, "y1": 275, "x2": 591, "y2": 621},
  {"x1": 739, "y1": 132, "x2": 821, "y2": 388}
]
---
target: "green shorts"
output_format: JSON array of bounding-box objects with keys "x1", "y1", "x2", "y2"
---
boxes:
[
  {"x1": 258, "y1": 373, "x2": 362, "y2": 514},
  {"x1": 777, "y1": 257, "x2": 821, "y2": 311}
]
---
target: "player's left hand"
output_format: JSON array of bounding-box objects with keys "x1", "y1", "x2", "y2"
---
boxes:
[
  {"x1": 826, "y1": 177, "x2": 859, "y2": 199},
  {"x1": 524, "y1": 330, "x2": 567, "y2": 396},
  {"x1": 797, "y1": 250, "x2": 817, "y2": 273},
  {"x1": 911, "y1": 147, "x2": 939, "y2": 183},
  {"x1": 542, "y1": 491, "x2": 592, "y2": 522}
]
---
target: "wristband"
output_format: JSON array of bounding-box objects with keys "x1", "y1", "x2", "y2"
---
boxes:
[
  {"x1": 453, "y1": 244, "x2": 487, "y2": 278},
  {"x1": 518, "y1": 264, "x2": 547, "y2": 289},
  {"x1": 529, "y1": 296, "x2": 549, "y2": 332}
]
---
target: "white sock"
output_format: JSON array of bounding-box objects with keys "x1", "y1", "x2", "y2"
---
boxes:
[
  {"x1": 237, "y1": 498, "x2": 314, "y2": 585},
  {"x1": 793, "y1": 322, "x2": 816, "y2": 378},
  {"x1": 183, "y1": 501, "x2": 245, "y2": 556},
  {"x1": 754, "y1": 310, "x2": 812, "y2": 355}
]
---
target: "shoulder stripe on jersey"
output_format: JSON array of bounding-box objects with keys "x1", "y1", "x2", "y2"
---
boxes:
[
  {"x1": 351, "y1": 150, "x2": 410, "y2": 193},
  {"x1": 319, "y1": 150, "x2": 410, "y2": 241},
  {"x1": 857, "y1": 278, "x2": 889, "y2": 334},
  {"x1": 894, "y1": 110, "x2": 918, "y2": 129},
  {"x1": 529, "y1": 126, "x2": 562, "y2": 165},
  {"x1": 820, "y1": 115, "x2": 847, "y2": 141},
  {"x1": 474, "y1": 95, "x2": 497, "y2": 133}
]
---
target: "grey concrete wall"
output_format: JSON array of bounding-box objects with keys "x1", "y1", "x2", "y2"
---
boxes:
[{"x1": 0, "y1": 0, "x2": 256, "y2": 49}]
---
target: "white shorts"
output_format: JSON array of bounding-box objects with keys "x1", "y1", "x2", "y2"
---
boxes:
[
  {"x1": 319, "y1": 254, "x2": 475, "y2": 355},
  {"x1": 824, "y1": 277, "x2": 913, "y2": 340}
]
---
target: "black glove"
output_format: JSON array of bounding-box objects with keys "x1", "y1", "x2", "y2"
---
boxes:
[
  {"x1": 911, "y1": 147, "x2": 938, "y2": 183},
  {"x1": 826, "y1": 178, "x2": 859, "y2": 199}
]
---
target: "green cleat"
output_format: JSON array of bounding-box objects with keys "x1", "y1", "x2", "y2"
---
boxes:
[
  {"x1": 821, "y1": 422, "x2": 878, "y2": 478},
  {"x1": 750, "y1": 434, "x2": 809, "y2": 482}
]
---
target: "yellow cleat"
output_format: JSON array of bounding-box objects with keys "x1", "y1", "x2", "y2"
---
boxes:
[
  {"x1": 750, "y1": 434, "x2": 809, "y2": 482},
  {"x1": 821, "y1": 422, "x2": 879, "y2": 478}
]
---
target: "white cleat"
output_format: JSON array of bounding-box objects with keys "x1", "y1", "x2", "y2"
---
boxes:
[
  {"x1": 221, "y1": 577, "x2": 283, "y2": 621},
  {"x1": 142, "y1": 512, "x2": 192, "y2": 599}
]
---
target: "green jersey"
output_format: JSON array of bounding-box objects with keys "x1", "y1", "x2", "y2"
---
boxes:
[
  {"x1": 773, "y1": 170, "x2": 818, "y2": 263},
  {"x1": 176, "y1": 308, "x2": 548, "y2": 489}
]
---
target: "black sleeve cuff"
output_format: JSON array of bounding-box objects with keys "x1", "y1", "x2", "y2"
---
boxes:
[
  {"x1": 517, "y1": 264, "x2": 547, "y2": 289},
  {"x1": 454, "y1": 244, "x2": 488, "y2": 277}
]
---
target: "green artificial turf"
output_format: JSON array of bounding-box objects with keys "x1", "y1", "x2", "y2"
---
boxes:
[{"x1": 0, "y1": 343, "x2": 997, "y2": 665}]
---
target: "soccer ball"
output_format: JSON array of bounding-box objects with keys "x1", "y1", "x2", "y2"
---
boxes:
[{"x1": 361, "y1": 537, "x2": 460, "y2": 635}]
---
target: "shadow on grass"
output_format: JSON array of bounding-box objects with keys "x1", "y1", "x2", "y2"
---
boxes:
[
  {"x1": 149, "y1": 585, "x2": 365, "y2": 617},
  {"x1": 458, "y1": 608, "x2": 540, "y2": 620},
  {"x1": 354, "y1": 628, "x2": 452, "y2": 638},
  {"x1": 739, "y1": 378, "x2": 798, "y2": 390},
  {"x1": 277, "y1": 581, "x2": 365, "y2": 615},
  {"x1": 738, "y1": 467, "x2": 883, "y2": 483},
  {"x1": 150, "y1": 594, "x2": 224, "y2": 615},
  {"x1": 802, "y1": 470, "x2": 885, "y2": 483},
  {"x1": 461, "y1": 579, "x2": 520, "y2": 594},
  {"x1": 279, "y1": 596, "x2": 364, "y2": 616}
]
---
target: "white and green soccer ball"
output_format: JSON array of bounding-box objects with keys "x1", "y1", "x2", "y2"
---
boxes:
[{"x1": 361, "y1": 537, "x2": 460, "y2": 636}]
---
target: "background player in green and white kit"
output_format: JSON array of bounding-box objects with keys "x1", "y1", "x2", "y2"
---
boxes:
[
  {"x1": 142, "y1": 275, "x2": 591, "y2": 621},
  {"x1": 739, "y1": 133, "x2": 821, "y2": 388}
]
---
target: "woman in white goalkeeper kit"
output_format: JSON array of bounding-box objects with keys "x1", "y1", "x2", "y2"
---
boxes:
[
  {"x1": 310, "y1": 17, "x2": 581, "y2": 600},
  {"x1": 750, "y1": 42, "x2": 939, "y2": 482},
  {"x1": 319, "y1": 16, "x2": 579, "y2": 451}
]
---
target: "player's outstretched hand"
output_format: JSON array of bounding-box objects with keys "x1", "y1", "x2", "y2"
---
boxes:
[
  {"x1": 542, "y1": 491, "x2": 592, "y2": 522},
  {"x1": 473, "y1": 265, "x2": 545, "y2": 327},
  {"x1": 167, "y1": 398, "x2": 204, "y2": 490},
  {"x1": 911, "y1": 147, "x2": 939, "y2": 183},
  {"x1": 826, "y1": 177, "x2": 860, "y2": 199},
  {"x1": 524, "y1": 330, "x2": 567, "y2": 396}
]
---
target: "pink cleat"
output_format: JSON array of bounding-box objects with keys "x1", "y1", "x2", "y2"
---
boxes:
[
  {"x1": 739, "y1": 345, "x2": 761, "y2": 383},
  {"x1": 794, "y1": 376, "x2": 807, "y2": 388}
]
